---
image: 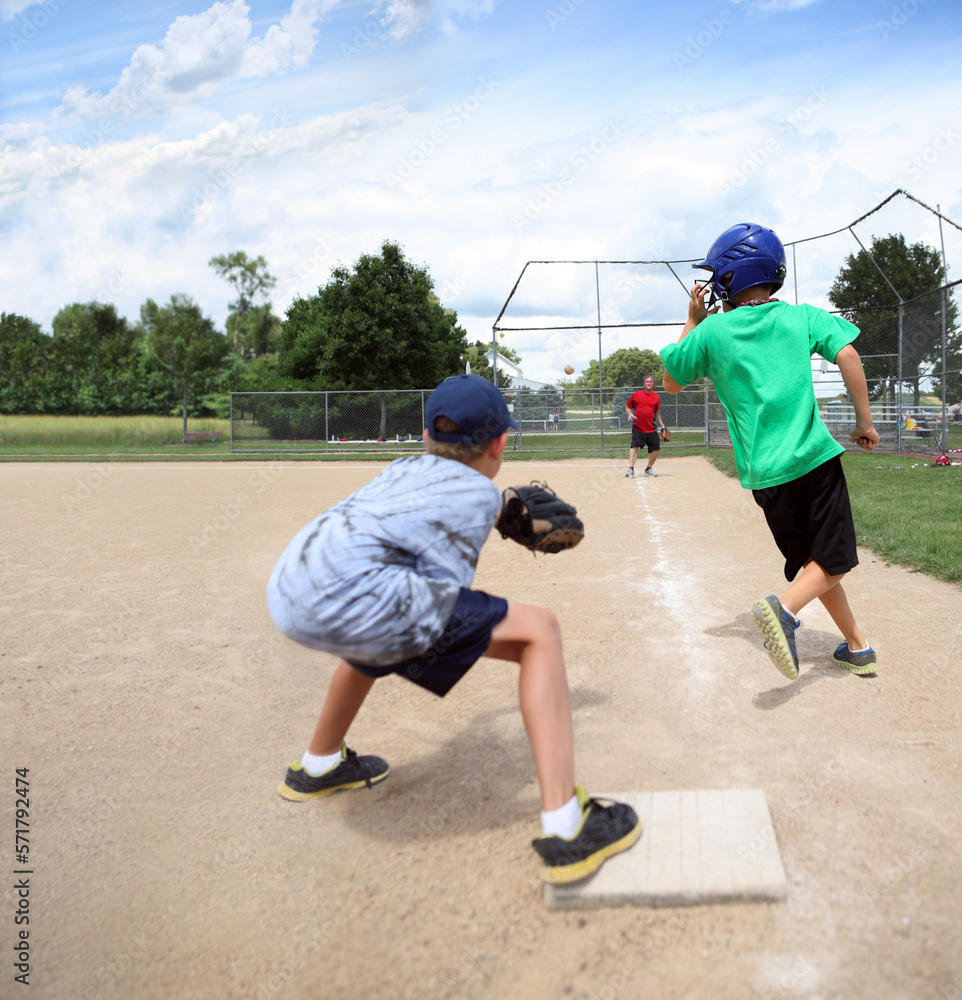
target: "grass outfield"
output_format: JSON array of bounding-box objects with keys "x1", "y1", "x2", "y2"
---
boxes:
[{"x1": 705, "y1": 449, "x2": 962, "y2": 586}]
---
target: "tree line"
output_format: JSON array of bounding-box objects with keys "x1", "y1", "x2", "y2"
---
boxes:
[
  {"x1": 2, "y1": 233, "x2": 957, "y2": 423},
  {"x1": 0, "y1": 242, "x2": 487, "y2": 428}
]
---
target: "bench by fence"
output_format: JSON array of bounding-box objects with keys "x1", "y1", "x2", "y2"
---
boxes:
[
  {"x1": 903, "y1": 426, "x2": 945, "y2": 450},
  {"x1": 183, "y1": 431, "x2": 222, "y2": 445}
]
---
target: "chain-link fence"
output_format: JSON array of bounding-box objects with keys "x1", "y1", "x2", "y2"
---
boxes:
[
  {"x1": 231, "y1": 372, "x2": 960, "y2": 456},
  {"x1": 232, "y1": 383, "x2": 713, "y2": 454},
  {"x1": 489, "y1": 189, "x2": 962, "y2": 457},
  {"x1": 231, "y1": 191, "x2": 961, "y2": 457},
  {"x1": 231, "y1": 390, "x2": 430, "y2": 454}
]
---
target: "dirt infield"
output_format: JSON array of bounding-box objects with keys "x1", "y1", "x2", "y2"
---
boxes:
[{"x1": 3, "y1": 456, "x2": 961, "y2": 1000}]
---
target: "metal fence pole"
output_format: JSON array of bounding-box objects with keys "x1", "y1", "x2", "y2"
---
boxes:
[
  {"x1": 325, "y1": 391, "x2": 329, "y2": 452},
  {"x1": 939, "y1": 205, "x2": 949, "y2": 450},
  {"x1": 595, "y1": 261, "x2": 604, "y2": 451},
  {"x1": 897, "y1": 306, "x2": 903, "y2": 455},
  {"x1": 704, "y1": 383, "x2": 709, "y2": 446}
]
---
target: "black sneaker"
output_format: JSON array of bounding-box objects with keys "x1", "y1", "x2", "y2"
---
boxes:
[
  {"x1": 532, "y1": 786, "x2": 642, "y2": 884},
  {"x1": 278, "y1": 744, "x2": 390, "y2": 801},
  {"x1": 833, "y1": 642, "x2": 877, "y2": 676}
]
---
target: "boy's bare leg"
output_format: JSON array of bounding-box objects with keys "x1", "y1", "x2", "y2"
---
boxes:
[
  {"x1": 647, "y1": 448, "x2": 659, "y2": 470},
  {"x1": 817, "y1": 581, "x2": 868, "y2": 651},
  {"x1": 486, "y1": 603, "x2": 575, "y2": 812},
  {"x1": 778, "y1": 560, "x2": 867, "y2": 648},
  {"x1": 778, "y1": 559, "x2": 841, "y2": 616},
  {"x1": 307, "y1": 660, "x2": 377, "y2": 756},
  {"x1": 628, "y1": 446, "x2": 638, "y2": 470}
]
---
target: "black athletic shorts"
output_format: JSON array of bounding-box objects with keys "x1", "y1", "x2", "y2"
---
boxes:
[
  {"x1": 347, "y1": 588, "x2": 509, "y2": 698},
  {"x1": 751, "y1": 455, "x2": 858, "y2": 582},
  {"x1": 631, "y1": 428, "x2": 660, "y2": 452}
]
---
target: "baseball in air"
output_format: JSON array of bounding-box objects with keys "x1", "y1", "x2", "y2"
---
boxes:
[{"x1": 564, "y1": 365, "x2": 574, "y2": 375}]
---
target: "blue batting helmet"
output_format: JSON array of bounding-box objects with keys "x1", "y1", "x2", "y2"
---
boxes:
[{"x1": 693, "y1": 223, "x2": 787, "y2": 303}]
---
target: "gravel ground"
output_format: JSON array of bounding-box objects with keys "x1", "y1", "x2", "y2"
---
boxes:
[{"x1": 2, "y1": 456, "x2": 961, "y2": 1000}]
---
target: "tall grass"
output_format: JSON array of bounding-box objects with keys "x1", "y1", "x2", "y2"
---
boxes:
[
  {"x1": 705, "y1": 449, "x2": 962, "y2": 586},
  {"x1": 0, "y1": 415, "x2": 231, "y2": 447}
]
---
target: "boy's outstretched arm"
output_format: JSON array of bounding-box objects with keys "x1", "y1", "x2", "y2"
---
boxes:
[
  {"x1": 835, "y1": 344, "x2": 880, "y2": 451},
  {"x1": 664, "y1": 283, "x2": 717, "y2": 394}
]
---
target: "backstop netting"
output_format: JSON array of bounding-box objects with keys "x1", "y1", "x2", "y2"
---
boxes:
[
  {"x1": 230, "y1": 189, "x2": 961, "y2": 456},
  {"x1": 489, "y1": 188, "x2": 962, "y2": 456}
]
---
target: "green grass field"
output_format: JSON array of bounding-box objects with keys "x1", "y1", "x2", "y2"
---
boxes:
[{"x1": 705, "y1": 449, "x2": 962, "y2": 586}]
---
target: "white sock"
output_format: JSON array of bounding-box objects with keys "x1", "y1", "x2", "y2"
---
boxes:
[
  {"x1": 849, "y1": 645, "x2": 871, "y2": 653},
  {"x1": 541, "y1": 793, "x2": 582, "y2": 840},
  {"x1": 301, "y1": 747, "x2": 342, "y2": 776}
]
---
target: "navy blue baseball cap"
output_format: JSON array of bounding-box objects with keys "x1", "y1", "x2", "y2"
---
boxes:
[{"x1": 426, "y1": 373, "x2": 519, "y2": 446}]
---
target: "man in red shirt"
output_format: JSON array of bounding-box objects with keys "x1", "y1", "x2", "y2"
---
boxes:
[{"x1": 625, "y1": 375, "x2": 666, "y2": 478}]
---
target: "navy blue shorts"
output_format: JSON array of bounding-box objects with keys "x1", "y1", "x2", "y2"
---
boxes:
[
  {"x1": 631, "y1": 428, "x2": 660, "y2": 452},
  {"x1": 752, "y1": 456, "x2": 858, "y2": 582},
  {"x1": 346, "y1": 588, "x2": 509, "y2": 698}
]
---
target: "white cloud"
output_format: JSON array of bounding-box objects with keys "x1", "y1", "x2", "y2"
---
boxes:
[
  {"x1": 242, "y1": 0, "x2": 338, "y2": 74},
  {"x1": 376, "y1": 0, "x2": 496, "y2": 39},
  {"x1": 0, "y1": 0, "x2": 33, "y2": 20},
  {"x1": 54, "y1": 0, "x2": 335, "y2": 121}
]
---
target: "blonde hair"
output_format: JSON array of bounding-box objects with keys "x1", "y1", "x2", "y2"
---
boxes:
[{"x1": 425, "y1": 416, "x2": 492, "y2": 463}]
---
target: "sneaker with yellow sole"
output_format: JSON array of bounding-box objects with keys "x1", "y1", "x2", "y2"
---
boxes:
[
  {"x1": 278, "y1": 743, "x2": 390, "y2": 801},
  {"x1": 532, "y1": 786, "x2": 642, "y2": 884}
]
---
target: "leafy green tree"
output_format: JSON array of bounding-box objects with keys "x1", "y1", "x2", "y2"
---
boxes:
[
  {"x1": 209, "y1": 251, "x2": 277, "y2": 354},
  {"x1": 574, "y1": 347, "x2": 664, "y2": 390},
  {"x1": 828, "y1": 234, "x2": 956, "y2": 406},
  {"x1": 50, "y1": 302, "x2": 141, "y2": 414},
  {"x1": 0, "y1": 313, "x2": 56, "y2": 413},
  {"x1": 139, "y1": 295, "x2": 229, "y2": 435},
  {"x1": 231, "y1": 303, "x2": 282, "y2": 358},
  {"x1": 280, "y1": 241, "x2": 468, "y2": 437}
]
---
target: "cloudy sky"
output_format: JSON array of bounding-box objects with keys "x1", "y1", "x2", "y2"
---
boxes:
[{"x1": 2, "y1": 0, "x2": 961, "y2": 383}]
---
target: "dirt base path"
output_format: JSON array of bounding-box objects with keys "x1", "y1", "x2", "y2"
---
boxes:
[{"x1": 3, "y1": 456, "x2": 961, "y2": 1000}]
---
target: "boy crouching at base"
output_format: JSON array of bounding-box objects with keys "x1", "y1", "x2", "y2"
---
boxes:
[
  {"x1": 266, "y1": 373, "x2": 641, "y2": 884},
  {"x1": 660, "y1": 223, "x2": 880, "y2": 682}
]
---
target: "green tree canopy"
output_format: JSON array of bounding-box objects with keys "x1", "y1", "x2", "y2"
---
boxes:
[
  {"x1": 139, "y1": 295, "x2": 229, "y2": 434},
  {"x1": 573, "y1": 347, "x2": 664, "y2": 389},
  {"x1": 230, "y1": 302, "x2": 282, "y2": 358},
  {"x1": 51, "y1": 302, "x2": 139, "y2": 414},
  {"x1": 280, "y1": 240, "x2": 468, "y2": 392},
  {"x1": 828, "y1": 233, "x2": 956, "y2": 405},
  {"x1": 0, "y1": 313, "x2": 55, "y2": 413},
  {"x1": 209, "y1": 251, "x2": 277, "y2": 354}
]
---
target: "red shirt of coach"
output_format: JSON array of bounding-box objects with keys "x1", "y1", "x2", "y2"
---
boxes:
[
  {"x1": 626, "y1": 377, "x2": 662, "y2": 433},
  {"x1": 624, "y1": 375, "x2": 665, "y2": 478}
]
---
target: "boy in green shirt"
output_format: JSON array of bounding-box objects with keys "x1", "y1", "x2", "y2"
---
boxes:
[{"x1": 660, "y1": 223, "x2": 880, "y2": 681}]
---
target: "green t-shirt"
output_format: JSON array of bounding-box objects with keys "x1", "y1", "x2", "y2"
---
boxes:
[{"x1": 660, "y1": 302, "x2": 859, "y2": 490}]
